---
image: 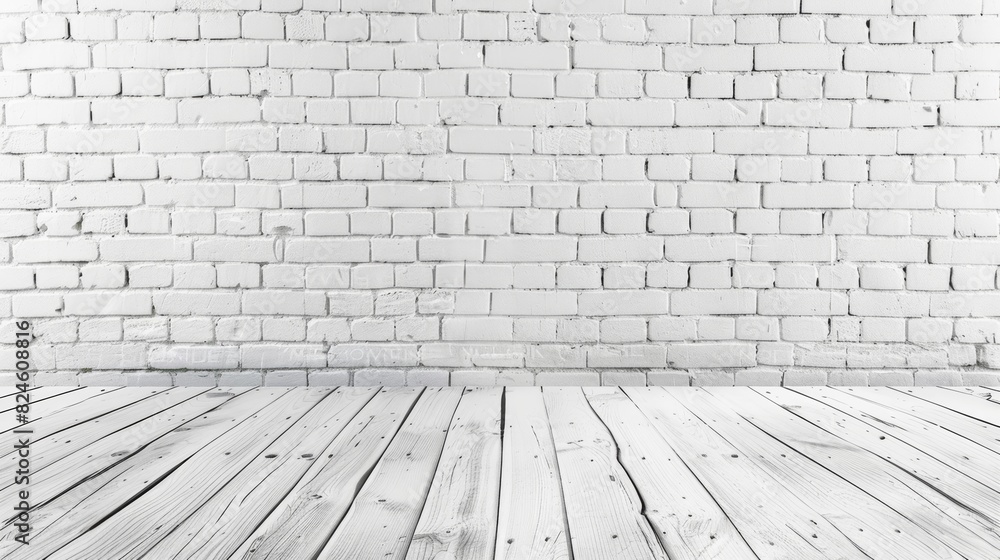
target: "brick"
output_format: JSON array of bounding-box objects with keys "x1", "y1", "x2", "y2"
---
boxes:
[
  {"x1": 668, "y1": 343, "x2": 756, "y2": 368},
  {"x1": 579, "y1": 290, "x2": 668, "y2": 315},
  {"x1": 663, "y1": 45, "x2": 754, "y2": 71},
  {"x1": 94, "y1": 42, "x2": 268, "y2": 69},
  {"x1": 931, "y1": 239, "x2": 1000, "y2": 265},
  {"x1": 936, "y1": 45, "x2": 1000, "y2": 71},
  {"x1": 450, "y1": 127, "x2": 533, "y2": 154},
  {"x1": 589, "y1": 100, "x2": 675, "y2": 126},
  {"x1": 100, "y1": 237, "x2": 192, "y2": 261},
  {"x1": 485, "y1": 43, "x2": 570, "y2": 69},
  {"x1": 755, "y1": 44, "x2": 843, "y2": 70},
  {"x1": 672, "y1": 290, "x2": 756, "y2": 315},
  {"x1": 809, "y1": 130, "x2": 897, "y2": 155},
  {"x1": 486, "y1": 237, "x2": 577, "y2": 262},
  {"x1": 492, "y1": 291, "x2": 576, "y2": 316},
  {"x1": 803, "y1": 0, "x2": 891, "y2": 14},
  {"x1": 574, "y1": 43, "x2": 661, "y2": 70},
  {"x1": 758, "y1": 290, "x2": 849, "y2": 315},
  {"x1": 64, "y1": 292, "x2": 152, "y2": 316},
  {"x1": 845, "y1": 45, "x2": 933, "y2": 73},
  {"x1": 194, "y1": 239, "x2": 280, "y2": 262},
  {"x1": 2, "y1": 42, "x2": 90, "y2": 70}
]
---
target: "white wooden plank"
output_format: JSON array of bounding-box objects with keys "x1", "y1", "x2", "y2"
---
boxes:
[
  {"x1": 0, "y1": 387, "x2": 208, "y2": 489},
  {"x1": 689, "y1": 388, "x2": 962, "y2": 560},
  {"x1": 624, "y1": 387, "x2": 863, "y2": 560},
  {"x1": 48, "y1": 388, "x2": 347, "y2": 560},
  {"x1": 907, "y1": 387, "x2": 1000, "y2": 426},
  {"x1": 0, "y1": 388, "x2": 284, "y2": 560},
  {"x1": 806, "y1": 386, "x2": 1000, "y2": 492},
  {"x1": 0, "y1": 388, "x2": 169, "y2": 453},
  {"x1": 0, "y1": 386, "x2": 80, "y2": 414},
  {"x1": 494, "y1": 387, "x2": 571, "y2": 560},
  {"x1": 866, "y1": 387, "x2": 1000, "y2": 454},
  {"x1": 318, "y1": 387, "x2": 464, "y2": 560},
  {"x1": 144, "y1": 388, "x2": 376, "y2": 560},
  {"x1": 0, "y1": 388, "x2": 245, "y2": 523},
  {"x1": 405, "y1": 387, "x2": 504, "y2": 560},
  {"x1": 234, "y1": 387, "x2": 423, "y2": 560},
  {"x1": 585, "y1": 387, "x2": 755, "y2": 560},
  {"x1": 947, "y1": 386, "x2": 1000, "y2": 405},
  {"x1": 756, "y1": 388, "x2": 1000, "y2": 550},
  {"x1": 544, "y1": 387, "x2": 668, "y2": 560},
  {"x1": 0, "y1": 387, "x2": 117, "y2": 433}
]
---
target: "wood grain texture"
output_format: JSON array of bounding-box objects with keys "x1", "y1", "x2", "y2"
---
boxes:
[
  {"x1": 1, "y1": 386, "x2": 998, "y2": 560},
  {"x1": 0, "y1": 386, "x2": 214, "y2": 520},
  {"x1": 404, "y1": 387, "x2": 503, "y2": 560},
  {"x1": 0, "y1": 388, "x2": 280, "y2": 560},
  {"x1": 863, "y1": 387, "x2": 1000, "y2": 454},
  {"x1": 494, "y1": 387, "x2": 571, "y2": 560},
  {"x1": 48, "y1": 388, "x2": 335, "y2": 560},
  {"x1": 804, "y1": 386, "x2": 1000, "y2": 492},
  {"x1": 0, "y1": 387, "x2": 207, "y2": 486},
  {"x1": 318, "y1": 387, "x2": 464, "y2": 560},
  {"x1": 146, "y1": 387, "x2": 378, "y2": 560},
  {"x1": 0, "y1": 386, "x2": 81, "y2": 414},
  {"x1": 905, "y1": 387, "x2": 1000, "y2": 426},
  {"x1": 235, "y1": 387, "x2": 423, "y2": 560},
  {"x1": 625, "y1": 387, "x2": 861, "y2": 560},
  {"x1": 585, "y1": 387, "x2": 754, "y2": 560},
  {"x1": 758, "y1": 388, "x2": 1000, "y2": 552},
  {"x1": 0, "y1": 387, "x2": 161, "y2": 449},
  {"x1": 690, "y1": 387, "x2": 962, "y2": 560},
  {"x1": 545, "y1": 387, "x2": 668, "y2": 560},
  {"x1": 0, "y1": 387, "x2": 109, "y2": 433},
  {"x1": 0, "y1": 388, "x2": 248, "y2": 511}
]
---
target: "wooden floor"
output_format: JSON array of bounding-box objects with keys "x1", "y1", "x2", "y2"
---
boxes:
[{"x1": 2, "y1": 386, "x2": 1000, "y2": 559}]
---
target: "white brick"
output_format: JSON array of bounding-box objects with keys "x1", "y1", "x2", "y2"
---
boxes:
[
  {"x1": 485, "y1": 43, "x2": 570, "y2": 69},
  {"x1": 1, "y1": 4, "x2": 996, "y2": 387},
  {"x1": 94, "y1": 42, "x2": 268, "y2": 69},
  {"x1": 755, "y1": 44, "x2": 843, "y2": 70},
  {"x1": 588, "y1": 100, "x2": 674, "y2": 126},
  {"x1": 574, "y1": 43, "x2": 661, "y2": 70},
  {"x1": 450, "y1": 127, "x2": 533, "y2": 154},
  {"x1": 492, "y1": 291, "x2": 576, "y2": 316},
  {"x1": 845, "y1": 45, "x2": 933, "y2": 73},
  {"x1": 668, "y1": 343, "x2": 756, "y2": 368},
  {"x1": 2, "y1": 42, "x2": 90, "y2": 70},
  {"x1": 663, "y1": 45, "x2": 753, "y2": 71}
]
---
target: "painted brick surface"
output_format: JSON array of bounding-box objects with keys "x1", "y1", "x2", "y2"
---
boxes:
[{"x1": 2, "y1": 0, "x2": 1000, "y2": 387}]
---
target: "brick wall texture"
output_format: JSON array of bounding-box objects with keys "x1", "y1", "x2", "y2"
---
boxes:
[{"x1": 3, "y1": 0, "x2": 1000, "y2": 387}]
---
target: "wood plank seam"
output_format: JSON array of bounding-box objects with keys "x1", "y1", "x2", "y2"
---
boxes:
[
  {"x1": 405, "y1": 387, "x2": 503, "y2": 560},
  {"x1": 495, "y1": 387, "x2": 573, "y2": 560},
  {"x1": 627, "y1": 387, "x2": 876, "y2": 559},
  {"x1": 543, "y1": 388, "x2": 669, "y2": 560},
  {"x1": 619, "y1": 389, "x2": 759, "y2": 560},
  {"x1": 580, "y1": 391, "x2": 674, "y2": 559},
  {"x1": 235, "y1": 388, "x2": 424, "y2": 560},
  {"x1": 754, "y1": 387, "x2": 1000, "y2": 554},
  {"x1": 703, "y1": 388, "x2": 967, "y2": 559},
  {"x1": 788, "y1": 388, "x2": 1000, "y2": 518},
  {"x1": 898, "y1": 388, "x2": 1000, "y2": 428},
  {"x1": 317, "y1": 387, "x2": 462, "y2": 560},
  {"x1": 542, "y1": 392, "x2": 576, "y2": 560},
  {"x1": 805, "y1": 387, "x2": 1000, "y2": 506},
  {"x1": 0, "y1": 388, "x2": 285, "y2": 559}
]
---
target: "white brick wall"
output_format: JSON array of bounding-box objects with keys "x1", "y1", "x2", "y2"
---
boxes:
[{"x1": 2, "y1": 0, "x2": 1000, "y2": 387}]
